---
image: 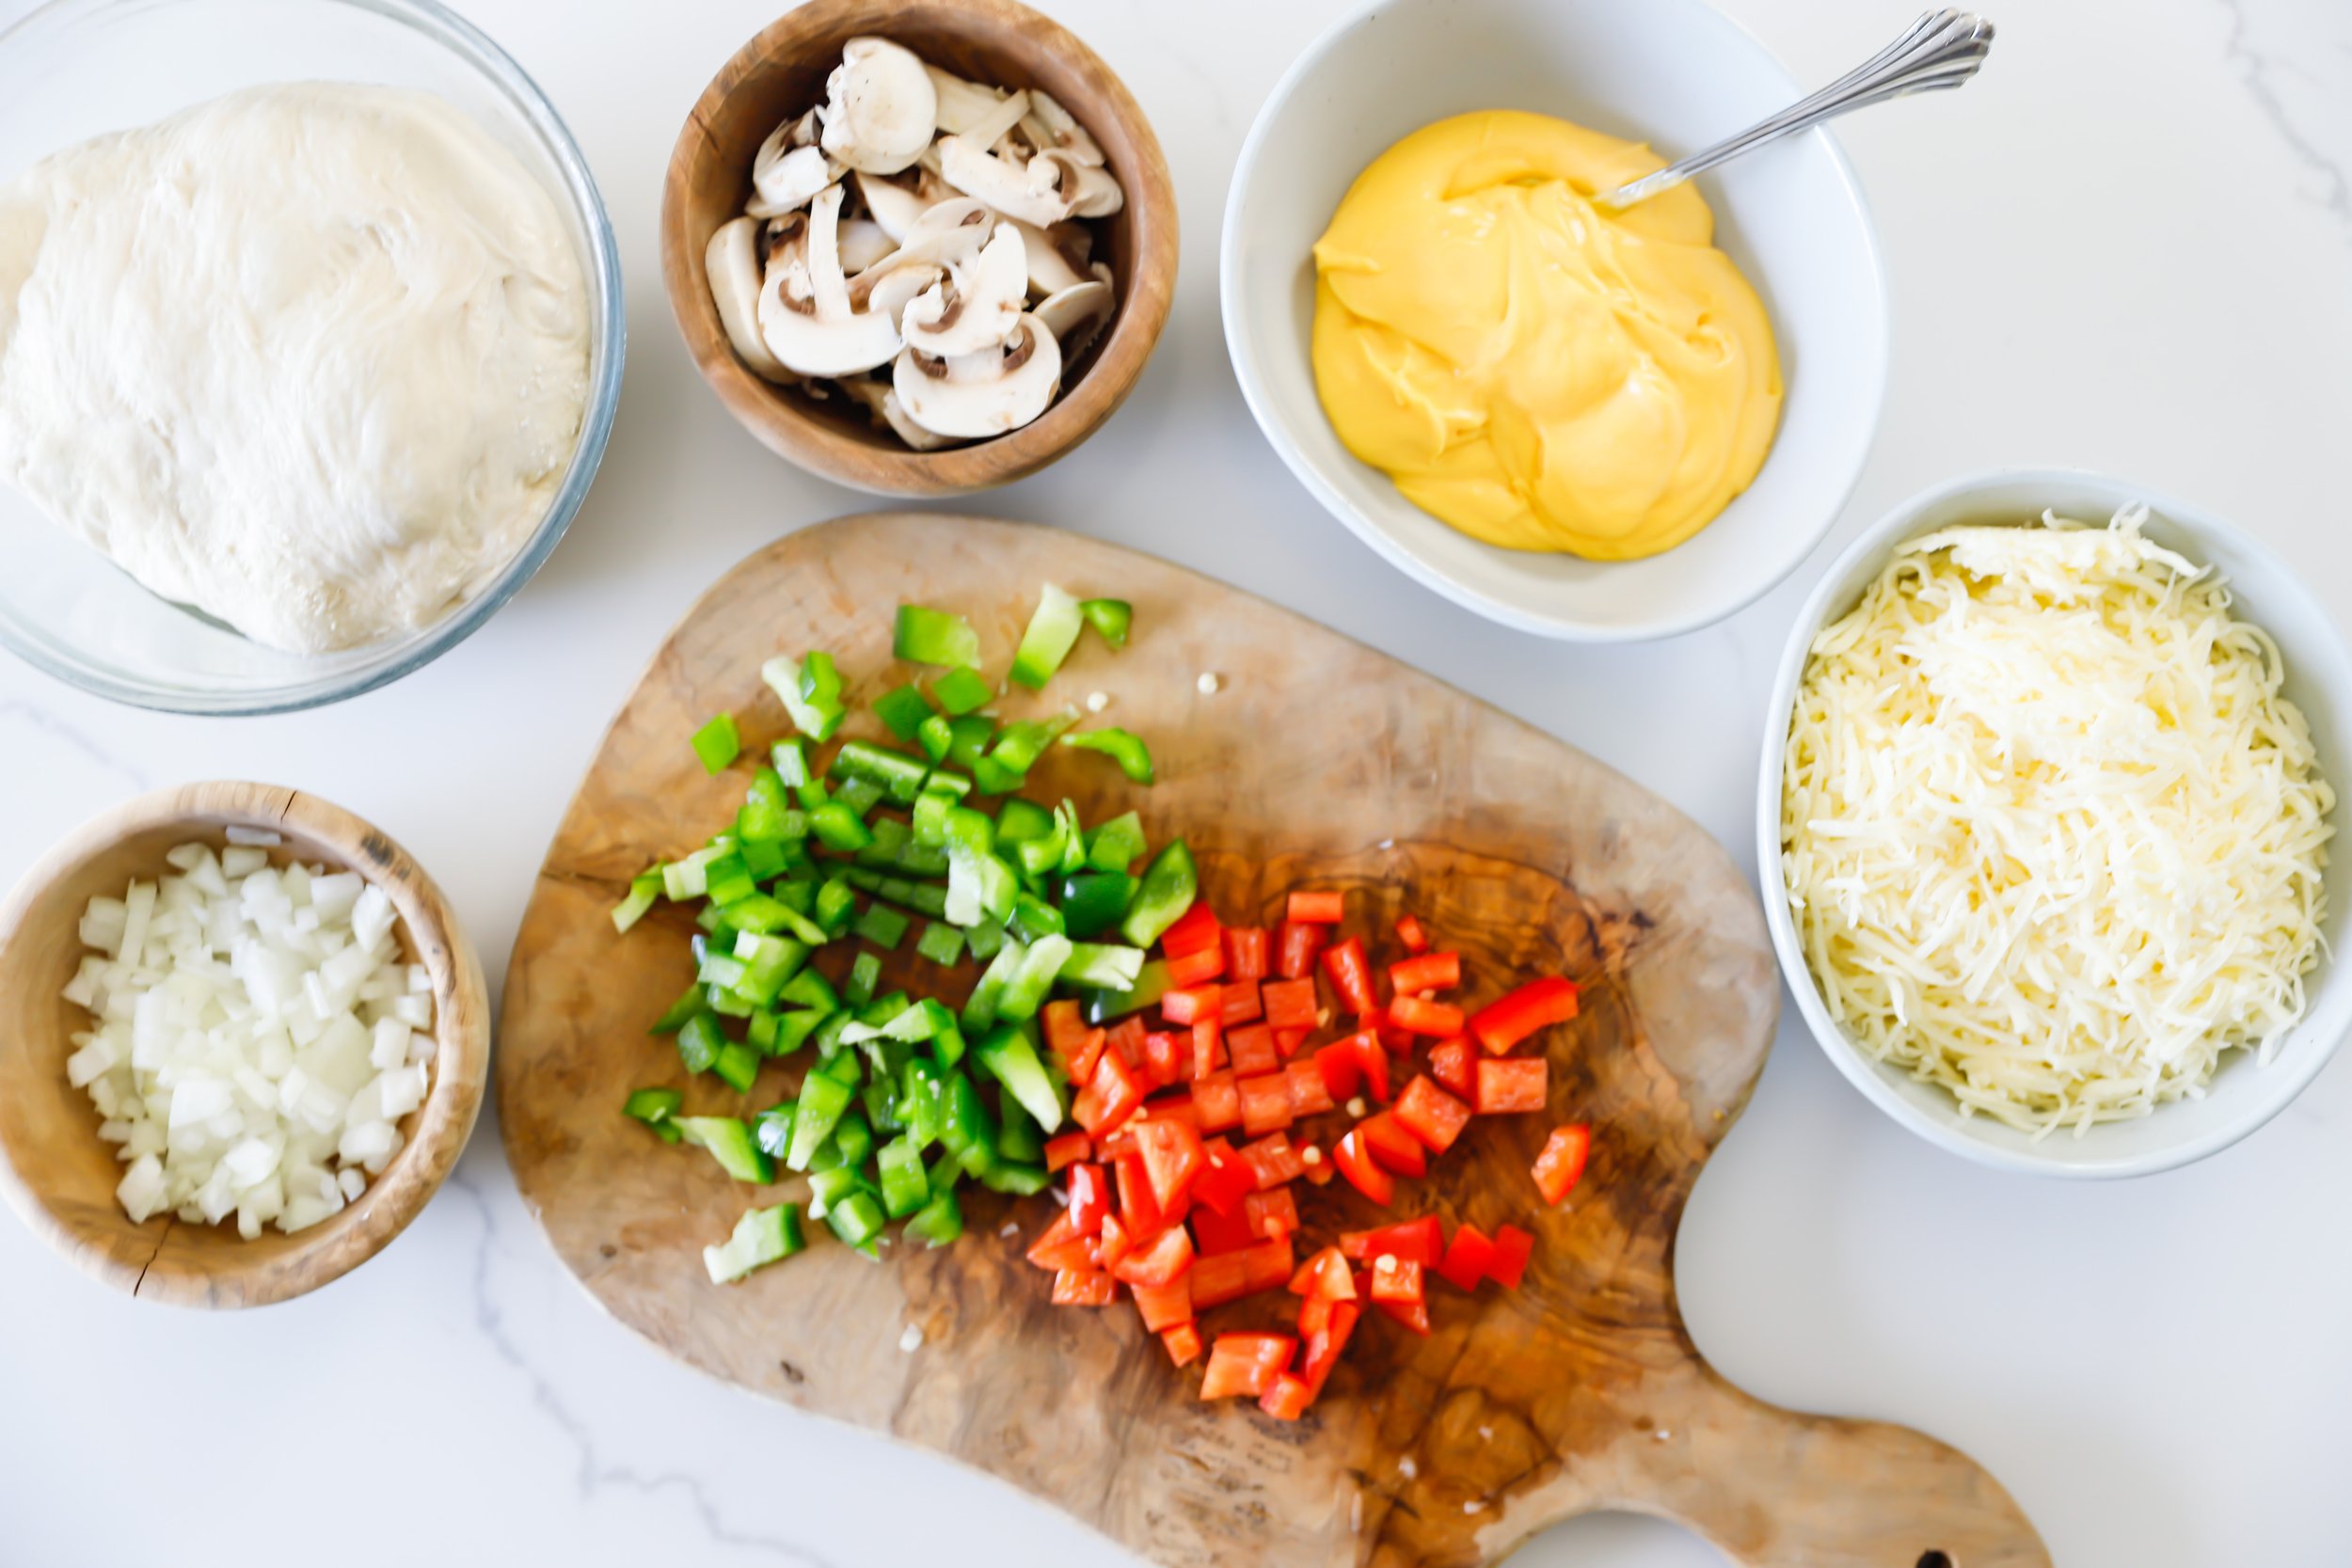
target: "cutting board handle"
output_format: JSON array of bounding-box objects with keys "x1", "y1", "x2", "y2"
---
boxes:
[{"x1": 1615, "y1": 1369, "x2": 2051, "y2": 1568}]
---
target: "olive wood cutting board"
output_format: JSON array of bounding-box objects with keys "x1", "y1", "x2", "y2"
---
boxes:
[{"x1": 498, "y1": 514, "x2": 2047, "y2": 1568}]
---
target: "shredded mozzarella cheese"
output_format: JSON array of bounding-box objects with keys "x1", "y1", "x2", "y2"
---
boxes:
[{"x1": 1782, "y1": 508, "x2": 2334, "y2": 1135}]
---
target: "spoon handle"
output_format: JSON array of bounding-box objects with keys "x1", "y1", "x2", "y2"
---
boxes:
[{"x1": 1596, "y1": 8, "x2": 1994, "y2": 211}]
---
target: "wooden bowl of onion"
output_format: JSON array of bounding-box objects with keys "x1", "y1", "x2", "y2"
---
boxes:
[
  {"x1": 0, "y1": 783, "x2": 489, "y2": 1307},
  {"x1": 660, "y1": 0, "x2": 1178, "y2": 496}
]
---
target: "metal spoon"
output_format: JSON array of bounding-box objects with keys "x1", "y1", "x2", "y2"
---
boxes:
[{"x1": 1595, "y1": 8, "x2": 1994, "y2": 211}]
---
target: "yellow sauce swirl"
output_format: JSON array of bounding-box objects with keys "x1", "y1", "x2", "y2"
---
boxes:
[{"x1": 1311, "y1": 111, "x2": 1783, "y2": 561}]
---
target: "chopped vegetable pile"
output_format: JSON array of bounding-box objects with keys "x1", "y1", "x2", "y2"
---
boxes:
[{"x1": 611, "y1": 583, "x2": 1592, "y2": 1422}]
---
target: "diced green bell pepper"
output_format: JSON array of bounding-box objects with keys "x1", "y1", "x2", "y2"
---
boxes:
[
  {"x1": 946, "y1": 715, "x2": 993, "y2": 771},
  {"x1": 1086, "y1": 812, "x2": 1146, "y2": 874},
  {"x1": 1008, "y1": 892, "x2": 1065, "y2": 945},
  {"x1": 809, "y1": 800, "x2": 874, "y2": 853},
  {"x1": 623, "y1": 1086, "x2": 684, "y2": 1143},
  {"x1": 785, "y1": 1071, "x2": 852, "y2": 1171},
  {"x1": 1078, "y1": 957, "x2": 1172, "y2": 1024},
  {"x1": 712, "y1": 1040, "x2": 762, "y2": 1093},
  {"x1": 1060, "y1": 727, "x2": 1154, "y2": 784},
  {"x1": 832, "y1": 739, "x2": 930, "y2": 805},
  {"x1": 777, "y1": 970, "x2": 839, "y2": 1014},
  {"x1": 877, "y1": 1135, "x2": 930, "y2": 1218},
  {"x1": 1120, "y1": 840, "x2": 1198, "y2": 948},
  {"x1": 978, "y1": 1162, "x2": 1051, "y2": 1196},
  {"x1": 611, "y1": 870, "x2": 663, "y2": 934},
  {"x1": 905, "y1": 1186, "x2": 962, "y2": 1247},
  {"x1": 845, "y1": 950, "x2": 882, "y2": 1006},
  {"x1": 816, "y1": 875, "x2": 858, "y2": 932},
  {"x1": 977, "y1": 1022, "x2": 1063, "y2": 1132},
  {"x1": 964, "y1": 917, "x2": 1008, "y2": 960},
  {"x1": 1078, "y1": 597, "x2": 1132, "y2": 648},
  {"x1": 738, "y1": 768, "x2": 795, "y2": 843},
  {"x1": 930, "y1": 665, "x2": 993, "y2": 715},
  {"x1": 704, "y1": 1203, "x2": 803, "y2": 1283},
  {"x1": 691, "y1": 712, "x2": 741, "y2": 774},
  {"x1": 961, "y1": 937, "x2": 1027, "y2": 1032},
  {"x1": 831, "y1": 777, "x2": 885, "y2": 818},
  {"x1": 1010, "y1": 583, "x2": 1084, "y2": 690},
  {"x1": 894, "y1": 604, "x2": 981, "y2": 668},
  {"x1": 874, "y1": 683, "x2": 936, "y2": 742},
  {"x1": 761, "y1": 652, "x2": 846, "y2": 742},
  {"x1": 937, "y1": 1070, "x2": 997, "y2": 1177},
  {"x1": 915, "y1": 921, "x2": 964, "y2": 965},
  {"x1": 662, "y1": 846, "x2": 723, "y2": 901},
  {"x1": 994, "y1": 797, "x2": 1056, "y2": 843},
  {"x1": 994, "y1": 935, "x2": 1073, "y2": 1023},
  {"x1": 771, "y1": 738, "x2": 811, "y2": 787},
  {"x1": 855, "y1": 901, "x2": 910, "y2": 950},
  {"x1": 1059, "y1": 942, "x2": 1144, "y2": 990},
  {"x1": 1055, "y1": 871, "x2": 1134, "y2": 940},
  {"x1": 676, "y1": 1011, "x2": 727, "y2": 1074},
  {"x1": 826, "y1": 1190, "x2": 888, "y2": 1249},
  {"x1": 676, "y1": 1117, "x2": 774, "y2": 1183},
  {"x1": 752, "y1": 1099, "x2": 797, "y2": 1158}
]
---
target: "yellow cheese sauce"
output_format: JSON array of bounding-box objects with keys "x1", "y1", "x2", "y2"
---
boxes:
[{"x1": 1311, "y1": 111, "x2": 1783, "y2": 561}]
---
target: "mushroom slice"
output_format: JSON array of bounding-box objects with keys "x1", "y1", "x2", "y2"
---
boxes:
[
  {"x1": 1032, "y1": 150, "x2": 1124, "y2": 220},
  {"x1": 706, "y1": 216, "x2": 795, "y2": 383},
  {"x1": 925, "y1": 66, "x2": 1009, "y2": 136},
  {"x1": 902, "y1": 221, "x2": 1028, "y2": 359},
  {"x1": 854, "y1": 170, "x2": 937, "y2": 242},
  {"x1": 818, "y1": 38, "x2": 938, "y2": 175},
  {"x1": 854, "y1": 261, "x2": 944, "y2": 328},
  {"x1": 749, "y1": 131, "x2": 840, "y2": 218},
  {"x1": 1019, "y1": 89, "x2": 1105, "y2": 167},
  {"x1": 935, "y1": 135, "x2": 1073, "y2": 227},
  {"x1": 837, "y1": 217, "x2": 896, "y2": 274},
  {"x1": 956, "y1": 87, "x2": 1032, "y2": 154},
  {"x1": 841, "y1": 374, "x2": 961, "y2": 451},
  {"x1": 893, "y1": 313, "x2": 1063, "y2": 439},
  {"x1": 758, "y1": 183, "x2": 903, "y2": 377},
  {"x1": 1089, "y1": 260, "x2": 1113, "y2": 291},
  {"x1": 1033, "y1": 279, "x2": 1114, "y2": 361},
  {"x1": 1003, "y1": 215, "x2": 1087, "y2": 297}
]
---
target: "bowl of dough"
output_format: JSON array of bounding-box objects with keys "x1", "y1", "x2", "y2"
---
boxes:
[{"x1": 0, "y1": 0, "x2": 625, "y2": 714}]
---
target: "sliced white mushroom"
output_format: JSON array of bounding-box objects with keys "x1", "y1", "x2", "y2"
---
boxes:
[
  {"x1": 1020, "y1": 89, "x2": 1104, "y2": 167},
  {"x1": 925, "y1": 65, "x2": 1009, "y2": 136},
  {"x1": 1003, "y1": 214, "x2": 1088, "y2": 297},
  {"x1": 818, "y1": 38, "x2": 938, "y2": 175},
  {"x1": 1033, "y1": 150, "x2": 1123, "y2": 220},
  {"x1": 902, "y1": 221, "x2": 1028, "y2": 359},
  {"x1": 837, "y1": 217, "x2": 896, "y2": 274},
  {"x1": 854, "y1": 261, "x2": 944, "y2": 328},
  {"x1": 854, "y1": 170, "x2": 935, "y2": 242},
  {"x1": 893, "y1": 313, "x2": 1063, "y2": 438},
  {"x1": 706, "y1": 216, "x2": 795, "y2": 383},
  {"x1": 840, "y1": 374, "x2": 961, "y2": 451},
  {"x1": 956, "y1": 87, "x2": 1032, "y2": 154},
  {"x1": 1033, "y1": 278, "x2": 1114, "y2": 361},
  {"x1": 935, "y1": 134, "x2": 1073, "y2": 227},
  {"x1": 749, "y1": 135, "x2": 839, "y2": 219},
  {"x1": 855, "y1": 197, "x2": 994, "y2": 281},
  {"x1": 1089, "y1": 260, "x2": 1113, "y2": 291},
  {"x1": 758, "y1": 183, "x2": 902, "y2": 377}
]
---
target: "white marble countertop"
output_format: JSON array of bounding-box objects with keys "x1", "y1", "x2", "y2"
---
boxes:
[{"x1": 3, "y1": 0, "x2": 2347, "y2": 1562}]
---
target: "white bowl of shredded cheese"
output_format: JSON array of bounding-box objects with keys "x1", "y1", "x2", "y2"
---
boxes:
[{"x1": 1759, "y1": 469, "x2": 2352, "y2": 1177}]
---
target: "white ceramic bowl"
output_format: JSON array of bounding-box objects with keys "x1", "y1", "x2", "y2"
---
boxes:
[
  {"x1": 1758, "y1": 468, "x2": 2352, "y2": 1177},
  {"x1": 1220, "y1": 0, "x2": 1887, "y2": 642},
  {"x1": 0, "y1": 0, "x2": 625, "y2": 715}
]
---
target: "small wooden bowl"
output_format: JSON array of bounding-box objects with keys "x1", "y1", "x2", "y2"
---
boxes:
[
  {"x1": 0, "y1": 783, "x2": 490, "y2": 1307},
  {"x1": 660, "y1": 0, "x2": 1179, "y2": 495}
]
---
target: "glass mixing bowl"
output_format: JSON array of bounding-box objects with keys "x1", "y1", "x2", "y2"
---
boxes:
[{"x1": 0, "y1": 0, "x2": 625, "y2": 713}]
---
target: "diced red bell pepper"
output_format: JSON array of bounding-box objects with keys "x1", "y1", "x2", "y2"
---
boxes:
[
  {"x1": 1289, "y1": 1244, "x2": 1357, "y2": 1301},
  {"x1": 1285, "y1": 1058, "x2": 1334, "y2": 1117},
  {"x1": 1388, "y1": 951, "x2": 1460, "y2": 995},
  {"x1": 1199, "y1": 1332, "x2": 1295, "y2": 1400},
  {"x1": 1274, "y1": 1026, "x2": 1311, "y2": 1059},
  {"x1": 1314, "y1": 1042, "x2": 1361, "y2": 1102},
  {"x1": 1244, "y1": 1185, "x2": 1298, "y2": 1242},
  {"x1": 1365, "y1": 1006, "x2": 1416, "y2": 1054},
  {"x1": 1044, "y1": 1131, "x2": 1092, "y2": 1173},
  {"x1": 1298, "y1": 1143, "x2": 1335, "y2": 1184},
  {"x1": 1052, "y1": 1267, "x2": 1117, "y2": 1307},
  {"x1": 1392, "y1": 1075, "x2": 1473, "y2": 1154},
  {"x1": 1073, "y1": 1047, "x2": 1146, "y2": 1135},
  {"x1": 1470, "y1": 977, "x2": 1580, "y2": 1054},
  {"x1": 1357, "y1": 1112, "x2": 1426, "y2": 1178},
  {"x1": 1160, "y1": 984, "x2": 1220, "y2": 1026},
  {"x1": 1241, "y1": 1234, "x2": 1295, "y2": 1294},
  {"x1": 1025, "y1": 1211, "x2": 1097, "y2": 1272},
  {"x1": 1393, "y1": 913, "x2": 1429, "y2": 955},
  {"x1": 1184, "y1": 1018, "x2": 1221, "y2": 1081},
  {"x1": 1297, "y1": 1291, "x2": 1340, "y2": 1338},
  {"x1": 1158, "y1": 901, "x2": 1223, "y2": 959},
  {"x1": 1223, "y1": 926, "x2": 1269, "y2": 981},
  {"x1": 1488, "y1": 1224, "x2": 1534, "y2": 1290},
  {"x1": 1131, "y1": 1275, "x2": 1192, "y2": 1332},
  {"x1": 1286, "y1": 890, "x2": 1345, "y2": 924},
  {"x1": 1143, "y1": 1028, "x2": 1186, "y2": 1087},
  {"x1": 1368, "y1": 1255, "x2": 1425, "y2": 1304},
  {"x1": 1276, "y1": 921, "x2": 1326, "y2": 980},
  {"x1": 1043, "y1": 1000, "x2": 1090, "y2": 1063},
  {"x1": 1260, "y1": 978, "x2": 1318, "y2": 1033},
  {"x1": 1332, "y1": 1129, "x2": 1393, "y2": 1205},
  {"x1": 1116, "y1": 1149, "x2": 1168, "y2": 1238},
  {"x1": 1373, "y1": 1297, "x2": 1430, "y2": 1336},
  {"x1": 1113, "y1": 1224, "x2": 1195, "y2": 1288},
  {"x1": 1387, "y1": 995, "x2": 1464, "y2": 1037},
  {"x1": 1219, "y1": 979, "x2": 1263, "y2": 1027},
  {"x1": 1191, "y1": 1137, "x2": 1256, "y2": 1216},
  {"x1": 1429, "y1": 1037, "x2": 1474, "y2": 1099},
  {"x1": 1097, "y1": 1212, "x2": 1136, "y2": 1270},
  {"x1": 1237, "y1": 1072, "x2": 1295, "y2": 1136},
  {"x1": 1105, "y1": 1015, "x2": 1147, "y2": 1069},
  {"x1": 1190, "y1": 1198, "x2": 1258, "y2": 1256},
  {"x1": 1340, "y1": 1214, "x2": 1444, "y2": 1266},
  {"x1": 1352, "y1": 1031, "x2": 1391, "y2": 1104},
  {"x1": 1191, "y1": 1071, "x2": 1242, "y2": 1133},
  {"x1": 1161, "y1": 1322, "x2": 1204, "y2": 1367},
  {"x1": 1533, "y1": 1122, "x2": 1592, "y2": 1205},
  {"x1": 1138, "y1": 1092, "x2": 1200, "y2": 1132},
  {"x1": 1320, "y1": 937, "x2": 1376, "y2": 1015},
  {"x1": 1300, "y1": 1300, "x2": 1360, "y2": 1395},
  {"x1": 1474, "y1": 1057, "x2": 1549, "y2": 1115},
  {"x1": 1133, "y1": 1117, "x2": 1206, "y2": 1212},
  {"x1": 1226, "y1": 1023, "x2": 1279, "y2": 1077},
  {"x1": 1238, "y1": 1131, "x2": 1307, "y2": 1188},
  {"x1": 1187, "y1": 1248, "x2": 1250, "y2": 1309},
  {"x1": 1258, "y1": 1370, "x2": 1314, "y2": 1421},
  {"x1": 1436, "y1": 1223, "x2": 1497, "y2": 1293},
  {"x1": 1165, "y1": 944, "x2": 1225, "y2": 988},
  {"x1": 1065, "y1": 1161, "x2": 1111, "y2": 1236}
]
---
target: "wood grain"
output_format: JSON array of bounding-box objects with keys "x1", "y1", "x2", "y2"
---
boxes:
[
  {"x1": 660, "y1": 0, "x2": 1179, "y2": 496},
  {"x1": 498, "y1": 515, "x2": 2047, "y2": 1566},
  {"x1": 0, "y1": 782, "x2": 490, "y2": 1308}
]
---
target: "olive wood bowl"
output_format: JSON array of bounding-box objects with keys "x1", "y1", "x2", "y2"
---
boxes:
[
  {"x1": 0, "y1": 782, "x2": 490, "y2": 1307},
  {"x1": 660, "y1": 0, "x2": 1179, "y2": 496}
]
